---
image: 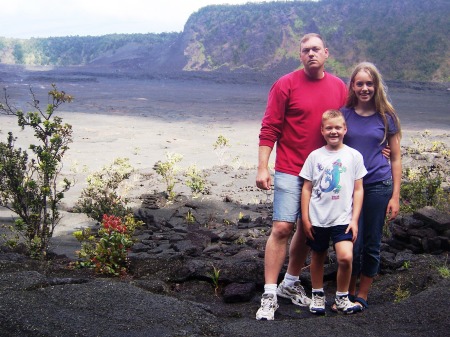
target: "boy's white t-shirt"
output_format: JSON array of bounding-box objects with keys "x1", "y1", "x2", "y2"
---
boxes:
[{"x1": 300, "y1": 145, "x2": 367, "y2": 228}]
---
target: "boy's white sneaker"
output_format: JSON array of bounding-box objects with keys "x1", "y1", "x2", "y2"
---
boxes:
[
  {"x1": 256, "y1": 293, "x2": 279, "y2": 320},
  {"x1": 277, "y1": 280, "x2": 311, "y2": 306},
  {"x1": 334, "y1": 295, "x2": 363, "y2": 314},
  {"x1": 309, "y1": 291, "x2": 326, "y2": 315}
]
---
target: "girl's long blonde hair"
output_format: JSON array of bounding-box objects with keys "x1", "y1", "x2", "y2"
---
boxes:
[{"x1": 346, "y1": 62, "x2": 401, "y2": 143}]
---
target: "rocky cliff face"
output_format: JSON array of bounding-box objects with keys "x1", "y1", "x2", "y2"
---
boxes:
[
  {"x1": 177, "y1": 0, "x2": 449, "y2": 81},
  {"x1": 0, "y1": 0, "x2": 449, "y2": 82}
]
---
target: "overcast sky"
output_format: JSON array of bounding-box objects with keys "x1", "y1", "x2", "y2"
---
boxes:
[{"x1": 1, "y1": 0, "x2": 276, "y2": 39}]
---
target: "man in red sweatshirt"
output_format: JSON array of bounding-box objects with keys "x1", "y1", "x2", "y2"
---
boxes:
[{"x1": 256, "y1": 33, "x2": 347, "y2": 320}]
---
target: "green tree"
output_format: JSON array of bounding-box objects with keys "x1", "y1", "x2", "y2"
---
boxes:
[
  {"x1": 0, "y1": 84, "x2": 73, "y2": 257},
  {"x1": 12, "y1": 43, "x2": 24, "y2": 64}
]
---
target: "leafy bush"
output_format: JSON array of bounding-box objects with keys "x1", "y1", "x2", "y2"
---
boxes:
[
  {"x1": 400, "y1": 131, "x2": 449, "y2": 214},
  {"x1": 73, "y1": 214, "x2": 143, "y2": 276},
  {"x1": 0, "y1": 84, "x2": 73, "y2": 257},
  {"x1": 153, "y1": 152, "x2": 183, "y2": 201},
  {"x1": 185, "y1": 164, "x2": 208, "y2": 197},
  {"x1": 75, "y1": 158, "x2": 133, "y2": 223},
  {"x1": 405, "y1": 130, "x2": 449, "y2": 156},
  {"x1": 400, "y1": 165, "x2": 448, "y2": 213},
  {"x1": 394, "y1": 281, "x2": 410, "y2": 303},
  {"x1": 213, "y1": 135, "x2": 230, "y2": 165},
  {"x1": 437, "y1": 264, "x2": 450, "y2": 279}
]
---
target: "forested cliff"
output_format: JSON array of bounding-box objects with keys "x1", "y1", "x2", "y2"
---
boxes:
[{"x1": 0, "y1": 0, "x2": 448, "y2": 82}]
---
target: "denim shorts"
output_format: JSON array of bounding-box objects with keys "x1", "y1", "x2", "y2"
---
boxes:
[
  {"x1": 307, "y1": 225, "x2": 353, "y2": 252},
  {"x1": 272, "y1": 171, "x2": 303, "y2": 223}
]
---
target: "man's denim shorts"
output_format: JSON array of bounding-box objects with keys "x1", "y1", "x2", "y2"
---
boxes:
[{"x1": 272, "y1": 171, "x2": 303, "y2": 223}]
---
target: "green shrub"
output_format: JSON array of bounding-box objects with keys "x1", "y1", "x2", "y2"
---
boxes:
[
  {"x1": 153, "y1": 152, "x2": 183, "y2": 201},
  {"x1": 75, "y1": 158, "x2": 133, "y2": 223},
  {"x1": 394, "y1": 283, "x2": 410, "y2": 303},
  {"x1": 437, "y1": 265, "x2": 450, "y2": 279},
  {"x1": 400, "y1": 164, "x2": 448, "y2": 213},
  {"x1": 185, "y1": 164, "x2": 208, "y2": 197},
  {"x1": 406, "y1": 130, "x2": 449, "y2": 156},
  {"x1": 436, "y1": 255, "x2": 449, "y2": 279},
  {"x1": 0, "y1": 224, "x2": 20, "y2": 249},
  {"x1": 213, "y1": 135, "x2": 230, "y2": 165},
  {"x1": 400, "y1": 131, "x2": 449, "y2": 213},
  {"x1": 185, "y1": 209, "x2": 195, "y2": 224},
  {"x1": 207, "y1": 264, "x2": 221, "y2": 295},
  {"x1": 0, "y1": 84, "x2": 73, "y2": 257},
  {"x1": 73, "y1": 214, "x2": 143, "y2": 276}
]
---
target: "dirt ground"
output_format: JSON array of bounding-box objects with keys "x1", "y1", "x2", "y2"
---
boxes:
[
  {"x1": 1, "y1": 67, "x2": 448, "y2": 235},
  {"x1": 0, "y1": 66, "x2": 449, "y2": 336}
]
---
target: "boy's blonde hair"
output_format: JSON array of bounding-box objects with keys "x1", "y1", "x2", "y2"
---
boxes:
[{"x1": 322, "y1": 109, "x2": 346, "y2": 126}]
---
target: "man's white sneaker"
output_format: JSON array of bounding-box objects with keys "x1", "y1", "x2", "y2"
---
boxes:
[
  {"x1": 256, "y1": 293, "x2": 279, "y2": 320},
  {"x1": 309, "y1": 291, "x2": 326, "y2": 315},
  {"x1": 277, "y1": 280, "x2": 311, "y2": 307}
]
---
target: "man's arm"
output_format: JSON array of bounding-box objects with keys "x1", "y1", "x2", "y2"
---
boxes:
[{"x1": 256, "y1": 145, "x2": 273, "y2": 190}]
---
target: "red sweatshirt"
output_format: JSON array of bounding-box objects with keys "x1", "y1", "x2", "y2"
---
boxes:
[{"x1": 259, "y1": 69, "x2": 347, "y2": 176}]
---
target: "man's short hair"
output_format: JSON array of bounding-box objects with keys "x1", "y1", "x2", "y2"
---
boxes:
[{"x1": 300, "y1": 33, "x2": 326, "y2": 48}]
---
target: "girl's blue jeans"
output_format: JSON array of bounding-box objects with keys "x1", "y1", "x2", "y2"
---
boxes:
[{"x1": 352, "y1": 179, "x2": 393, "y2": 278}]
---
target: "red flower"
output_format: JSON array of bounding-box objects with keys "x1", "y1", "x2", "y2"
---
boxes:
[{"x1": 102, "y1": 214, "x2": 126, "y2": 233}]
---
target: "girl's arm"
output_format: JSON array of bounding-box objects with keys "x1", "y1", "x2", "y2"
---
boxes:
[
  {"x1": 348, "y1": 178, "x2": 363, "y2": 242},
  {"x1": 387, "y1": 133, "x2": 402, "y2": 220},
  {"x1": 301, "y1": 180, "x2": 314, "y2": 241}
]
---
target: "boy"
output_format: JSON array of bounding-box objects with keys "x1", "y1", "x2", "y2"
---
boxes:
[{"x1": 300, "y1": 109, "x2": 366, "y2": 315}]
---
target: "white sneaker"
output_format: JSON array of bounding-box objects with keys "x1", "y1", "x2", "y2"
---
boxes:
[
  {"x1": 277, "y1": 280, "x2": 311, "y2": 307},
  {"x1": 309, "y1": 291, "x2": 326, "y2": 315},
  {"x1": 256, "y1": 293, "x2": 279, "y2": 320},
  {"x1": 334, "y1": 295, "x2": 363, "y2": 315}
]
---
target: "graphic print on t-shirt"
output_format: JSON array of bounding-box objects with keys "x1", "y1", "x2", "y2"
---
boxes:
[{"x1": 314, "y1": 159, "x2": 347, "y2": 199}]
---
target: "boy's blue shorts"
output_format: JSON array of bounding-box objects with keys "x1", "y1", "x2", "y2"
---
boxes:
[{"x1": 307, "y1": 225, "x2": 353, "y2": 252}]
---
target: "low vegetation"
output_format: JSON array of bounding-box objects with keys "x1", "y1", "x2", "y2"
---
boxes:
[
  {"x1": 436, "y1": 254, "x2": 449, "y2": 279},
  {"x1": 73, "y1": 214, "x2": 143, "y2": 276},
  {"x1": 400, "y1": 131, "x2": 449, "y2": 213},
  {"x1": 213, "y1": 135, "x2": 231, "y2": 165},
  {"x1": 208, "y1": 264, "x2": 221, "y2": 296},
  {"x1": 153, "y1": 152, "x2": 183, "y2": 201},
  {"x1": 0, "y1": 84, "x2": 448, "y2": 282},
  {"x1": 74, "y1": 158, "x2": 134, "y2": 223},
  {"x1": 185, "y1": 164, "x2": 209, "y2": 198},
  {"x1": 393, "y1": 277, "x2": 411, "y2": 303},
  {"x1": 0, "y1": 85, "x2": 73, "y2": 257}
]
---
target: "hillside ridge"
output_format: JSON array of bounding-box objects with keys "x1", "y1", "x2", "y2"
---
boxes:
[{"x1": 0, "y1": 0, "x2": 448, "y2": 82}]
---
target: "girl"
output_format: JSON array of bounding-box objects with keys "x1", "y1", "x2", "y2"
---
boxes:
[{"x1": 341, "y1": 62, "x2": 402, "y2": 309}]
